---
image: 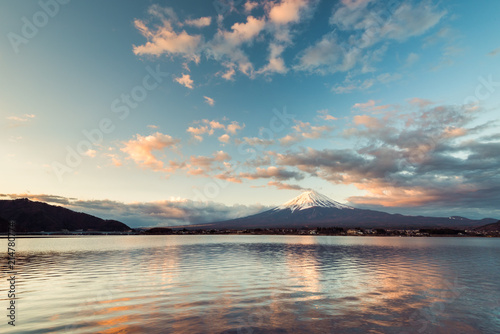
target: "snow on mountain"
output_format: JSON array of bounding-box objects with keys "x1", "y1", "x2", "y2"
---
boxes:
[{"x1": 273, "y1": 190, "x2": 354, "y2": 212}]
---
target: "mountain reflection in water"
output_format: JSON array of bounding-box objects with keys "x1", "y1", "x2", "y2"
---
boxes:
[{"x1": 1, "y1": 235, "x2": 499, "y2": 333}]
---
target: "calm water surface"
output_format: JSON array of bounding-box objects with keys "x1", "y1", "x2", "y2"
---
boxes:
[{"x1": 1, "y1": 235, "x2": 499, "y2": 333}]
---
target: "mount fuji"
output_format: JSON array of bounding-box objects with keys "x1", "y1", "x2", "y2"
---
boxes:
[{"x1": 182, "y1": 190, "x2": 496, "y2": 230}]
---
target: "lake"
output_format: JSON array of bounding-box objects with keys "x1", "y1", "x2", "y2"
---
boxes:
[{"x1": 1, "y1": 235, "x2": 499, "y2": 333}]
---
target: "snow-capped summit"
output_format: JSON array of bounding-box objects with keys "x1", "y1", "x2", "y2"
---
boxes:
[{"x1": 274, "y1": 190, "x2": 354, "y2": 212}]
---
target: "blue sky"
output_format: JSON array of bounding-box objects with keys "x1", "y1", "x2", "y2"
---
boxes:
[{"x1": 1, "y1": 0, "x2": 500, "y2": 227}]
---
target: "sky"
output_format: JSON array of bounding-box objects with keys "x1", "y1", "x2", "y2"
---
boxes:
[{"x1": 1, "y1": 0, "x2": 500, "y2": 227}]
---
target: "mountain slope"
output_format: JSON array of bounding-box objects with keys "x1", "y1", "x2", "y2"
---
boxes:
[
  {"x1": 181, "y1": 191, "x2": 496, "y2": 230},
  {"x1": 0, "y1": 216, "x2": 10, "y2": 233},
  {"x1": 475, "y1": 220, "x2": 500, "y2": 232},
  {"x1": 0, "y1": 198, "x2": 131, "y2": 232}
]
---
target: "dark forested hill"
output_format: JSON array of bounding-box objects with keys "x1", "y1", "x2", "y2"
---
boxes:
[{"x1": 0, "y1": 198, "x2": 130, "y2": 233}]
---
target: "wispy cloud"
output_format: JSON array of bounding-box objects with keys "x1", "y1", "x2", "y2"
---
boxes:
[
  {"x1": 185, "y1": 16, "x2": 211, "y2": 27},
  {"x1": 203, "y1": 96, "x2": 215, "y2": 106},
  {"x1": 279, "y1": 120, "x2": 333, "y2": 146},
  {"x1": 267, "y1": 181, "x2": 307, "y2": 191},
  {"x1": 317, "y1": 109, "x2": 337, "y2": 121},
  {"x1": 6, "y1": 114, "x2": 36, "y2": 128},
  {"x1": 488, "y1": 47, "x2": 500, "y2": 57},
  {"x1": 240, "y1": 166, "x2": 304, "y2": 181}
]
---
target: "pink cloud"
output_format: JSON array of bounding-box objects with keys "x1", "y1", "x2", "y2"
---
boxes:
[{"x1": 353, "y1": 115, "x2": 383, "y2": 129}]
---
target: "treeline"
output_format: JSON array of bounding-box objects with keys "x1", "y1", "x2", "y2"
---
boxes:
[{"x1": 142, "y1": 227, "x2": 481, "y2": 236}]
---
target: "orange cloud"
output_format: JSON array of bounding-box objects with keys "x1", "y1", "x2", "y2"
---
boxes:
[
  {"x1": 204, "y1": 96, "x2": 215, "y2": 106},
  {"x1": 121, "y1": 132, "x2": 180, "y2": 171},
  {"x1": 132, "y1": 18, "x2": 201, "y2": 62},
  {"x1": 268, "y1": 0, "x2": 309, "y2": 25},
  {"x1": 174, "y1": 74, "x2": 194, "y2": 89}
]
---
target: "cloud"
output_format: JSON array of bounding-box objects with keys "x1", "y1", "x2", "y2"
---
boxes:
[
  {"x1": 186, "y1": 119, "x2": 244, "y2": 141},
  {"x1": 330, "y1": 1, "x2": 446, "y2": 47},
  {"x1": 7, "y1": 114, "x2": 35, "y2": 122},
  {"x1": 274, "y1": 102, "x2": 500, "y2": 213},
  {"x1": 353, "y1": 115, "x2": 383, "y2": 129},
  {"x1": 121, "y1": 132, "x2": 180, "y2": 171},
  {"x1": 226, "y1": 121, "x2": 244, "y2": 134},
  {"x1": 187, "y1": 151, "x2": 231, "y2": 175},
  {"x1": 405, "y1": 52, "x2": 419, "y2": 66},
  {"x1": 332, "y1": 71, "x2": 402, "y2": 94},
  {"x1": 132, "y1": 6, "x2": 202, "y2": 62},
  {"x1": 83, "y1": 149, "x2": 97, "y2": 158},
  {"x1": 488, "y1": 47, "x2": 500, "y2": 57},
  {"x1": 268, "y1": 0, "x2": 311, "y2": 25},
  {"x1": 207, "y1": 15, "x2": 266, "y2": 76},
  {"x1": 6, "y1": 114, "x2": 36, "y2": 128},
  {"x1": 240, "y1": 166, "x2": 304, "y2": 181},
  {"x1": 279, "y1": 134, "x2": 302, "y2": 146},
  {"x1": 218, "y1": 134, "x2": 230, "y2": 143},
  {"x1": 204, "y1": 96, "x2": 215, "y2": 106},
  {"x1": 317, "y1": 109, "x2": 337, "y2": 121},
  {"x1": 377, "y1": 72, "x2": 402, "y2": 84},
  {"x1": 185, "y1": 16, "x2": 211, "y2": 27},
  {"x1": 174, "y1": 74, "x2": 194, "y2": 89},
  {"x1": 294, "y1": 33, "x2": 357, "y2": 74},
  {"x1": 267, "y1": 181, "x2": 307, "y2": 191},
  {"x1": 147, "y1": 125, "x2": 159, "y2": 129},
  {"x1": 190, "y1": 151, "x2": 231, "y2": 167},
  {"x1": 237, "y1": 137, "x2": 275, "y2": 146},
  {"x1": 297, "y1": 1, "x2": 445, "y2": 75},
  {"x1": 244, "y1": 1, "x2": 259, "y2": 13},
  {"x1": 352, "y1": 99, "x2": 390, "y2": 112},
  {"x1": 257, "y1": 43, "x2": 288, "y2": 75},
  {"x1": 133, "y1": 3, "x2": 319, "y2": 81},
  {"x1": 107, "y1": 154, "x2": 123, "y2": 167},
  {"x1": 220, "y1": 65, "x2": 236, "y2": 80},
  {"x1": 279, "y1": 120, "x2": 333, "y2": 146},
  {"x1": 331, "y1": 77, "x2": 374, "y2": 94},
  {"x1": 187, "y1": 125, "x2": 211, "y2": 141},
  {"x1": 0, "y1": 193, "x2": 77, "y2": 206},
  {"x1": 407, "y1": 97, "x2": 434, "y2": 108}
]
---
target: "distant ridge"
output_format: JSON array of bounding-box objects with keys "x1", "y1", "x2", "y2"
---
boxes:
[
  {"x1": 0, "y1": 198, "x2": 130, "y2": 233},
  {"x1": 475, "y1": 220, "x2": 500, "y2": 233},
  {"x1": 173, "y1": 191, "x2": 497, "y2": 230}
]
